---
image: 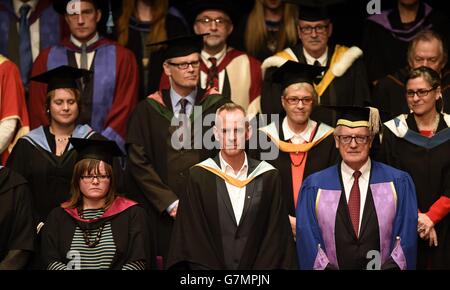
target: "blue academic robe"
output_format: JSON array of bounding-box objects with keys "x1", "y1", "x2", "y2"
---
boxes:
[{"x1": 296, "y1": 161, "x2": 418, "y2": 270}]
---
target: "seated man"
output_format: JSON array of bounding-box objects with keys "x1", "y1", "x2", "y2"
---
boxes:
[
  {"x1": 0, "y1": 166, "x2": 34, "y2": 270},
  {"x1": 296, "y1": 106, "x2": 417, "y2": 270},
  {"x1": 167, "y1": 103, "x2": 297, "y2": 270}
]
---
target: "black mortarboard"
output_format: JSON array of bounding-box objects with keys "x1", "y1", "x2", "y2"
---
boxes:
[
  {"x1": 272, "y1": 60, "x2": 325, "y2": 89},
  {"x1": 147, "y1": 34, "x2": 205, "y2": 61},
  {"x1": 186, "y1": 0, "x2": 236, "y2": 25},
  {"x1": 70, "y1": 138, "x2": 123, "y2": 165},
  {"x1": 325, "y1": 105, "x2": 381, "y2": 133},
  {"x1": 30, "y1": 65, "x2": 89, "y2": 93},
  {"x1": 54, "y1": 0, "x2": 101, "y2": 15},
  {"x1": 284, "y1": 0, "x2": 345, "y2": 21}
]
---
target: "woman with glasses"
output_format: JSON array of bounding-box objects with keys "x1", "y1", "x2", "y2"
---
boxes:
[
  {"x1": 41, "y1": 138, "x2": 154, "y2": 270},
  {"x1": 379, "y1": 66, "x2": 450, "y2": 269}
]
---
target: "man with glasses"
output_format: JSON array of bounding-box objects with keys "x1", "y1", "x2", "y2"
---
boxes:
[
  {"x1": 372, "y1": 29, "x2": 450, "y2": 119},
  {"x1": 296, "y1": 106, "x2": 418, "y2": 270},
  {"x1": 177, "y1": 0, "x2": 262, "y2": 119},
  {"x1": 126, "y1": 35, "x2": 229, "y2": 266},
  {"x1": 257, "y1": 61, "x2": 338, "y2": 241},
  {"x1": 28, "y1": 0, "x2": 138, "y2": 152},
  {"x1": 261, "y1": 0, "x2": 370, "y2": 126}
]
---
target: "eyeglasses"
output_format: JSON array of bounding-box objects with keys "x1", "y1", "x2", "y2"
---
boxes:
[
  {"x1": 167, "y1": 60, "x2": 200, "y2": 70},
  {"x1": 195, "y1": 17, "x2": 230, "y2": 27},
  {"x1": 299, "y1": 25, "x2": 329, "y2": 34},
  {"x1": 284, "y1": 96, "x2": 313, "y2": 105},
  {"x1": 337, "y1": 135, "x2": 370, "y2": 144},
  {"x1": 80, "y1": 175, "x2": 110, "y2": 182},
  {"x1": 406, "y1": 87, "x2": 437, "y2": 98}
]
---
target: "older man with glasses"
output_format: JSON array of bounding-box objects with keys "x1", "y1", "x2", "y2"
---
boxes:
[
  {"x1": 296, "y1": 106, "x2": 418, "y2": 270},
  {"x1": 261, "y1": 0, "x2": 370, "y2": 127}
]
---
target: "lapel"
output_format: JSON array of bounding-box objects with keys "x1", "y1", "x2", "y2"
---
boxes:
[
  {"x1": 237, "y1": 157, "x2": 260, "y2": 227},
  {"x1": 213, "y1": 155, "x2": 238, "y2": 226}
]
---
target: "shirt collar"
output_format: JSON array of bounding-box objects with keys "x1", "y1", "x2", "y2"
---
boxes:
[
  {"x1": 282, "y1": 117, "x2": 316, "y2": 143},
  {"x1": 219, "y1": 151, "x2": 249, "y2": 178},
  {"x1": 70, "y1": 33, "x2": 100, "y2": 47},
  {"x1": 170, "y1": 87, "x2": 197, "y2": 110},
  {"x1": 14, "y1": 0, "x2": 38, "y2": 17},
  {"x1": 341, "y1": 158, "x2": 371, "y2": 183},
  {"x1": 201, "y1": 46, "x2": 227, "y2": 66},
  {"x1": 303, "y1": 47, "x2": 328, "y2": 66}
]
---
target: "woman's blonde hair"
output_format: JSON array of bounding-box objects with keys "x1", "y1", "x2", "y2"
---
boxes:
[
  {"x1": 45, "y1": 88, "x2": 81, "y2": 122},
  {"x1": 117, "y1": 0, "x2": 168, "y2": 53},
  {"x1": 63, "y1": 159, "x2": 117, "y2": 210},
  {"x1": 244, "y1": 0, "x2": 298, "y2": 56}
]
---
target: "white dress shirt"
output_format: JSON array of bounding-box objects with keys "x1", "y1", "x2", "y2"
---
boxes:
[
  {"x1": 200, "y1": 46, "x2": 227, "y2": 91},
  {"x1": 303, "y1": 47, "x2": 328, "y2": 67},
  {"x1": 340, "y1": 158, "x2": 371, "y2": 231},
  {"x1": 13, "y1": 0, "x2": 39, "y2": 61},
  {"x1": 219, "y1": 152, "x2": 249, "y2": 225},
  {"x1": 282, "y1": 117, "x2": 316, "y2": 144},
  {"x1": 70, "y1": 33, "x2": 100, "y2": 70}
]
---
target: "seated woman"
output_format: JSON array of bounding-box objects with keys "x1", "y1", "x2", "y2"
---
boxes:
[
  {"x1": 378, "y1": 66, "x2": 450, "y2": 269},
  {"x1": 41, "y1": 138, "x2": 154, "y2": 270}
]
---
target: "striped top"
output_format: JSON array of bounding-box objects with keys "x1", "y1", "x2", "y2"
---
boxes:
[{"x1": 48, "y1": 208, "x2": 145, "y2": 270}]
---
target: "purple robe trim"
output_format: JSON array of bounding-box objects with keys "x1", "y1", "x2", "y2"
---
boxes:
[
  {"x1": 391, "y1": 238, "x2": 407, "y2": 270},
  {"x1": 370, "y1": 182, "x2": 397, "y2": 265},
  {"x1": 367, "y1": 4, "x2": 432, "y2": 42},
  {"x1": 102, "y1": 126, "x2": 125, "y2": 153},
  {"x1": 313, "y1": 245, "x2": 330, "y2": 270},
  {"x1": 47, "y1": 45, "x2": 68, "y2": 69},
  {"x1": 39, "y1": 6, "x2": 60, "y2": 50},
  {"x1": 91, "y1": 44, "x2": 116, "y2": 134},
  {"x1": 315, "y1": 189, "x2": 341, "y2": 269},
  {"x1": 0, "y1": 10, "x2": 10, "y2": 55}
]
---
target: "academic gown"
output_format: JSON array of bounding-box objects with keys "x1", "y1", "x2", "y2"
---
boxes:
[
  {"x1": 0, "y1": 55, "x2": 29, "y2": 164},
  {"x1": 40, "y1": 196, "x2": 155, "y2": 270},
  {"x1": 257, "y1": 121, "x2": 339, "y2": 216},
  {"x1": 362, "y1": 2, "x2": 450, "y2": 83},
  {"x1": 0, "y1": 166, "x2": 34, "y2": 269},
  {"x1": 125, "y1": 89, "x2": 229, "y2": 261},
  {"x1": 261, "y1": 44, "x2": 370, "y2": 126},
  {"x1": 6, "y1": 125, "x2": 97, "y2": 224},
  {"x1": 378, "y1": 113, "x2": 450, "y2": 269},
  {"x1": 123, "y1": 14, "x2": 189, "y2": 99},
  {"x1": 372, "y1": 68, "x2": 450, "y2": 119},
  {"x1": 167, "y1": 155, "x2": 298, "y2": 270},
  {"x1": 296, "y1": 161, "x2": 418, "y2": 270},
  {"x1": 0, "y1": 0, "x2": 67, "y2": 69},
  {"x1": 28, "y1": 37, "x2": 138, "y2": 150}
]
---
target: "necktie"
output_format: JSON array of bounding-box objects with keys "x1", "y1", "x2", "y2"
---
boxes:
[
  {"x1": 80, "y1": 43, "x2": 88, "y2": 70},
  {"x1": 19, "y1": 4, "x2": 32, "y2": 88},
  {"x1": 207, "y1": 57, "x2": 219, "y2": 91},
  {"x1": 313, "y1": 60, "x2": 321, "y2": 66},
  {"x1": 348, "y1": 170, "x2": 361, "y2": 237},
  {"x1": 313, "y1": 60, "x2": 323, "y2": 83},
  {"x1": 178, "y1": 98, "x2": 189, "y2": 143}
]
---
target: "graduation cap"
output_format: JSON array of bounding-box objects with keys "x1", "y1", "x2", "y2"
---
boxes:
[
  {"x1": 70, "y1": 137, "x2": 123, "y2": 165},
  {"x1": 30, "y1": 65, "x2": 89, "y2": 93},
  {"x1": 284, "y1": 0, "x2": 345, "y2": 21},
  {"x1": 326, "y1": 105, "x2": 381, "y2": 134},
  {"x1": 272, "y1": 60, "x2": 325, "y2": 89},
  {"x1": 54, "y1": 0, "x2": 101, "y2": 15},
  {"x1": 186, "y1": 0, "x2": 236, "y2": 25},
  {"x1": 147, "y1": 34, "x2": 205, "y2": 61}
]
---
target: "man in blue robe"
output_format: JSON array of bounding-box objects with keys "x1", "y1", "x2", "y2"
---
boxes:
[{"x1": 296, "y1": 106, "x2": 418, "y2": 270}]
